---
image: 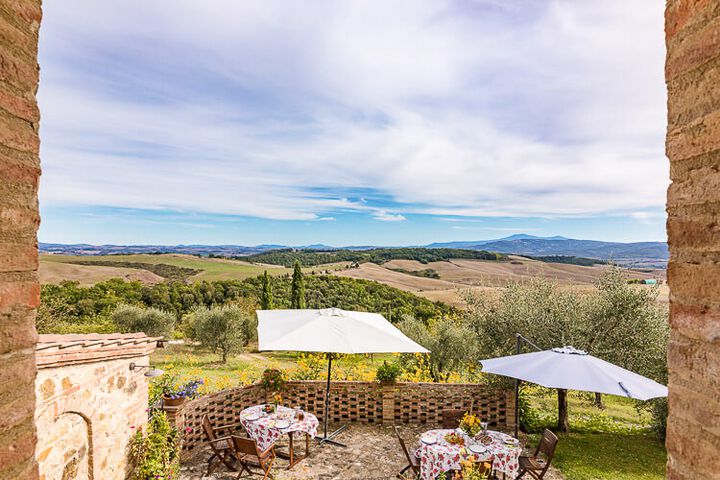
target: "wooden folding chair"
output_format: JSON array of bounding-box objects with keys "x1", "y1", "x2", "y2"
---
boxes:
[
  {"x1": 473, "y1": 456, "x2": 495, "y2": 479},
  {"x1": 231, "y1": 435, "x2": 276, "y2": 480},
  {"x1": 393, "y1": 426, "x2": 420, "y2": 479},
  {"x1": 202, "y1": 414, "x2": 243, "y2": 476},
  {"x1": 516, "y1": 429, "x2": 558, "y2": 479},
  {"x1": 441, "y1": 409, "x2": 466, "y2": 429}
]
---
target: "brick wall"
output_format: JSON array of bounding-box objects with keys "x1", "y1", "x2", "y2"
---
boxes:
[
  {"x1": 174, "y1": 381, "x2": 513, "y2": 457},
  {"x1": 665, "y1": 1, "x2": 720, "y2": 478},
  {"x1": 0, "y1": 1, "x2": 42, "y2": 480},
  {"x1": 34, "y1": 334, "x2": 159, "y2": 480}
]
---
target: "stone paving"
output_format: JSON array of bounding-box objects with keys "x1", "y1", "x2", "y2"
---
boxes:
[{"x1": 180, "y1": 424, "x2": 564, "y2": 480}]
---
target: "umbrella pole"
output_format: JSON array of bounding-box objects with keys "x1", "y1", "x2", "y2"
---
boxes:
[
  {"x1": 316, "y1": 353, "x2": 347, "y2": 447},
  {"x1": 515, "y1": 334, "x2": 520, "y2": 439}
]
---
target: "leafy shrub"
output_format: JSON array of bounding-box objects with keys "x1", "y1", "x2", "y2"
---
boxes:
[
  {"x1": 518, "y1": 387, "x2": 545, "y2": 433},
  {"x1": 127, "y1": 410, "x2": 180, "y2": 480},
  {"x1": 639, "y1": 397, "x2": 667, "y2": 440},
  {"x1": 112, "y1": 304, "x2": 175, "y2": 337},
  {"x1": 376, "y1": 361, "x2": 402, "y2": 383}
]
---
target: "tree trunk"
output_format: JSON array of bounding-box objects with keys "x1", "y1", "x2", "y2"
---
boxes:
[
  {"x1": 557, "y1": 389, "x2": 569, "y2": 432},
  {"x1": 594, "y1": 392, "x2": 604, "y2": 409},
  {"x1": 222, "y1": 349, "x2": 227, "y2": 363}
]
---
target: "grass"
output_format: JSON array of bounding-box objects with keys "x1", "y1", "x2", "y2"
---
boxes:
[
  {"x1": 527, "y1": 389, "x2": 666, "y2": 479},
  {"x1": 149, "y1": 343, "x2": 395, "y2": 390},
  {"x1": 552, "y1": 432, "x2": 666, "y2": 480}
]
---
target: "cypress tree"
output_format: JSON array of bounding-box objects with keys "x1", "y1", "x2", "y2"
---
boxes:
[
  {"x1": 260, "y1": 271, "x2": 274, "y2": 310},
  {"x1": 290, "y1": 260, "x2": 306, "y2": 309}
]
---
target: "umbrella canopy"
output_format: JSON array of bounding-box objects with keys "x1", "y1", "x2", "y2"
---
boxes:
[
  {"x1": 479, "y1": 346, "x2": 667, "y2": 400},
  {"x1": 257, "y1": 307, "x2": 428, "y2": 354}
]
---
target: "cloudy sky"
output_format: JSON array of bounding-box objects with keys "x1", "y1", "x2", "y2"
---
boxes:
[{"x1": 37, "y1": 0, "x2": 668, "y2": 246}]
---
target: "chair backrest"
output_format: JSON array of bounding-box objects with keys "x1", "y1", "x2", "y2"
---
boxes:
[
  {"x1": 202, "y1": 415, "x2": 216, "y2": 441},
  {"x1": 474, "y1": 457, "x2": 494, "y2": 478},
  {"x1": 232, "y1": 435, "x2": 262, "y2": 458},
  {"x1": 535, "y1": 429, "x2": 559, "y2": 468},
  {"x1": 393, "y1": 426, "x2": 415, "y2": 467},
  {"x1": 441, "y1": 409, "x2": 466, "y2": 429}
]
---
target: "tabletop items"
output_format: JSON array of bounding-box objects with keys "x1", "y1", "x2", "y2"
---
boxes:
[
  {"x1": 239, "y1": 404, "x2": 319, "y2": 469},
  {"x1": 416, "y1": 429, "x2": 521, "y2": 480}
]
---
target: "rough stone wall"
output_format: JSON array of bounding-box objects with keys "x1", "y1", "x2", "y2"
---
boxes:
[
  {"x1": 174, "y1": 381, "x2": 513, "y2": 457},
  {"x1": 35, "y1": 355, "x2": 152, "y2": 480},
  {"x1": 665, "y1": 1, "x2": 720, "y2": 478},
  {"x1": 0, "y1": 1, "x2": 42, "y2": 479}
]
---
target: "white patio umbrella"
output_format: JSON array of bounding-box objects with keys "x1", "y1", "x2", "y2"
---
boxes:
[
  {"x1": 479, "y1": 344, "x2": 668, "y2": 436},
  {"x1": 257, "y1": 308, "x2": 428, "y2": 445}
]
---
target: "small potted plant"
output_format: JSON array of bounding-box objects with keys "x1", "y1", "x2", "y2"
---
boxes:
[
  {"x1": 162, "y1": 378, "x2": 203, "y2": 407},
  {"x1": 376, "y1": 360, "x2": 401, "y2": 384},
  {"x1": 261, "y1": 368, "x2": 287, "y2": 393}
]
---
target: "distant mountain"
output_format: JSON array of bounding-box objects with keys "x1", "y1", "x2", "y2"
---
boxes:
[
  {"x1": 39, "y1": 243, "x2": 274, "y2": 257},
  {"x1": 427, "y1": 234, "x2": 569, "y2": 248},
  {"x1": 429, "y1": 238, "x2": 667, "y2": 269},
  {"x1": 40, "y1": 234, "x2": 668, "y2": 268}
]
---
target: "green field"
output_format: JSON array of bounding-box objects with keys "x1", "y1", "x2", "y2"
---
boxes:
[{"x1": 40, "y1": 254, "x2": 346, "y2": 282}]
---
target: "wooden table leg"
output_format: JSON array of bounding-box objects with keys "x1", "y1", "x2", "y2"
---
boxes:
[
  {"x1": 285, "y1": 432, "x2": 312, "y2": 470},
  {"x1": 289, "y1": 432, "x2": 295, "y2": 469}
]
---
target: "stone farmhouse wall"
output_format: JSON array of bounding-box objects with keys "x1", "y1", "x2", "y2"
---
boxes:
[
  {"x1": 0, "y1": 1, "x2": 42, "y2": 479},
  {"x1": 173, "y1": 381, "x2": 514, "y2": 456},
  {"x1": 34, "y1": 334, "x2": 159, "y2": 480},
  {"x1": 665, "y1": 1, "x2": 720, "y2": 478}
]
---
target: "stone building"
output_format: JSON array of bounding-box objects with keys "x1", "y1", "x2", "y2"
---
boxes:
[{"x1": 34, "y1": 333, "x2": 160, "y2": 479}]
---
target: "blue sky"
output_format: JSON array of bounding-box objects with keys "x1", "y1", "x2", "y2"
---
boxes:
[{"x1": 37, "y1": 1, "x2": 668, "y2": 246}]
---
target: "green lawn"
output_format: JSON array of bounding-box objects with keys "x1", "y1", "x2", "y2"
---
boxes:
[
  {"x1": 552, "y1": 432, "x2": 666, "y2": 480},
  {"x1": 149, "y1": 343, "x2": 395, "y2": 391},
  {"x1": 528, "y1": 390, "x2": 666, "y2": 479}
]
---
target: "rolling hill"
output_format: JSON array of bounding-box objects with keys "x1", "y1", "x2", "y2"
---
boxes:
[
  {"x1": 427, "y1": 235, "x2": 667, "y2": 268},
  {"x1": 40, "y1": 234, "x2": 668, "y2": 268}
]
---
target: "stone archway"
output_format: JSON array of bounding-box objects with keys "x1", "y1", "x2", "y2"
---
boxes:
[{"x1": 38, "y1": 411, "x2": 94, "y2": 480}]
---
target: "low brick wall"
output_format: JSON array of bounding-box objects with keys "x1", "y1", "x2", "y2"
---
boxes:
[{"x1": 173, "y1": 381, "x2": 514, "y2": 455}]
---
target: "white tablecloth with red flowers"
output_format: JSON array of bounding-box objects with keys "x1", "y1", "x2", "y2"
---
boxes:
[
  {"x1": 415, "y1": 429, "x2": 521, "y2": 479},
  {"x1": 239, "y1": 405, "x2": 319, "y2": 452}
]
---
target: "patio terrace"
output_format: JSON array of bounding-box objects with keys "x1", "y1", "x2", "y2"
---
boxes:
[{"x1": 179, "y1": 423, "x2": 564, "y2": 480}]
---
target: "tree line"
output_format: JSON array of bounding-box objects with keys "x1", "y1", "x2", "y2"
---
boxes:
[
  {"x1": 38, "y1": 264, "x2": 452, "y2": 335},
  {"x1": 242, "y1": 247, "x2": 506, "y2": 267}
]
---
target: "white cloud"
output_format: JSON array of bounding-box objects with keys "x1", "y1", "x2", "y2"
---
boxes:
[
  {"x1": 37, "y1": 0, "x2": 667, "y2": 222},
  {"x1": 372, "y1": 210, "x2": 406, "y2": 222}
]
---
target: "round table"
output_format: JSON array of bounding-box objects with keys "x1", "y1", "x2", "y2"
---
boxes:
[
  {"x1": 415, "y1": 429, "x2": 521, "y2": 479},
  {"x1": 240, "y1": 405, "x2": 319, "y2": 468}
]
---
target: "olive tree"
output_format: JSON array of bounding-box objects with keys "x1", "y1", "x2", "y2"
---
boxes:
[
  {"x1": 463, "y1": 267, "x2": 668, "y2": 431},
  {"x1": 187, "y1": 305, "x2": 251, "y2": 363},
  {"x1": 397, "y1": 315, "x2": 476, "y2": 382},
  {"x1": 112, "y1": 304, "x2": 175, "y2": 338}
]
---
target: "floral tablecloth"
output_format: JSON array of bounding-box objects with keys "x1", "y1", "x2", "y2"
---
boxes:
[
  {"x1": 239, "y1": 405, "x2": 319, "y2": 451},
  {"x1": 415, "y1": 429, "x2": 521, "y2": 479}
]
